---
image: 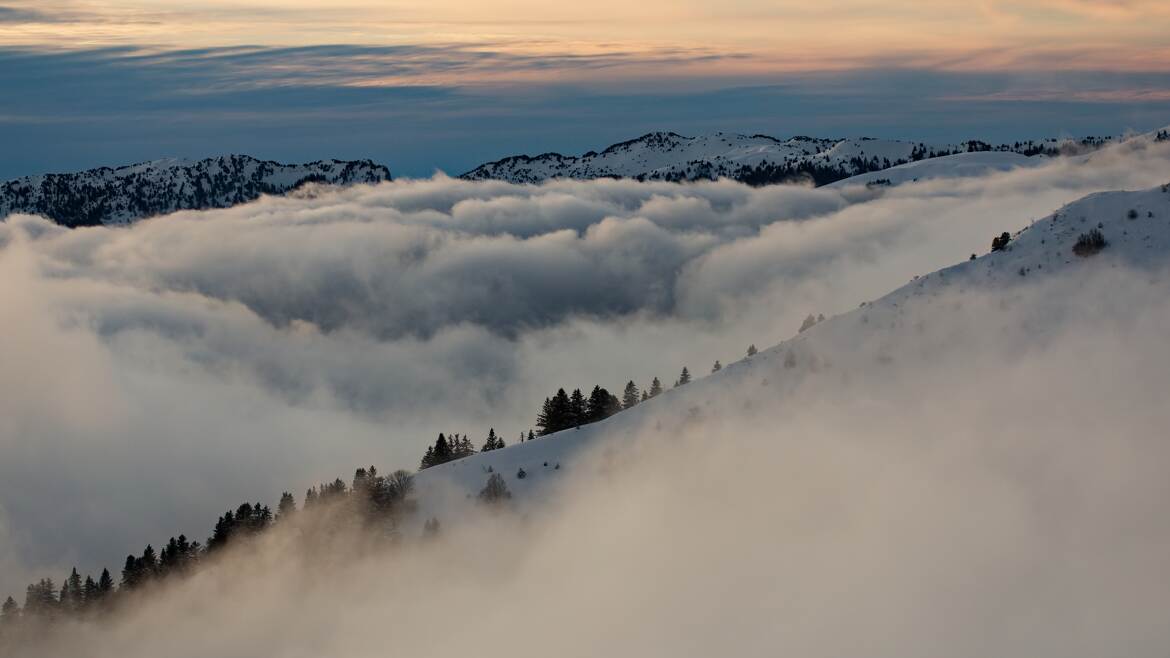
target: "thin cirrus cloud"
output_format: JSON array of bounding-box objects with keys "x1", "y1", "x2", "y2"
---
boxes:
[
  {"x1": 1, "y1": 44, "x2": 1169, "y2": 181},
  {"x1": 2, "y1": 0, "x2": 1170, "y2": 72}
]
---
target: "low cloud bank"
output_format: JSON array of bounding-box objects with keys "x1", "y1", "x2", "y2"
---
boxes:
[
  {"x1": 0, "y1": 139, "x2": 1169, "y2": 595},
  {"x1": 10, "y1": 257, "x2": 1170, "y2": 658}
]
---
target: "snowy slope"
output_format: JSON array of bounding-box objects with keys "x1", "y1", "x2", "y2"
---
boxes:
[
  {"x1": 0, "y1": 155, "x2": 392, "y2": 227},
  {"x1": 461, "y1": 131, "x2": 1084, "y2": 186},
  {"x1": 826, "y1": 151, "x2": 1043, "y2": 188},
  {"x1": 414, "y1": 178, "x2": 1170, "y2": 510}
]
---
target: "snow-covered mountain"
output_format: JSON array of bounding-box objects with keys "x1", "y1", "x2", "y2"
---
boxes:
[
  {"x1": 415, "y1": 177, "x2": 1170, "y2": 507},
  {"x1": 0, "y1": 155, "x2": 392, "y2": 227},
  {"x1": 461, "y1": 131, "x2": 1101, "y2": 186}
]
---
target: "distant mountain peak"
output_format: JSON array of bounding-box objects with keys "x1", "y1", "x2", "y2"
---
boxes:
[
  {"x1": 0, "y1": 154, "x2": 392, "y2": 227},
  {"x1": 462, "y1": 131, "x2": 1110, "y2": 187}
]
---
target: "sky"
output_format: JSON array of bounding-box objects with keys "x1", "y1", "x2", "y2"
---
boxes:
[{"x1": 2, "y1": 0, "x2": 1169, "y2": 178}]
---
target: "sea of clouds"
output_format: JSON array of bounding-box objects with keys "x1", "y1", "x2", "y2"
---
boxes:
[{"x1": 1, "y1": 135, "x2": 1169, "y2": 604}]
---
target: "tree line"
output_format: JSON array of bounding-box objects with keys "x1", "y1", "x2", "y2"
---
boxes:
[{"x1": 0, "y1": 464, "x2": 418, "y2": 648}]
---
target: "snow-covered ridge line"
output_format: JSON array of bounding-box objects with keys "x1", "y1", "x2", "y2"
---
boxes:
[
  {"x1": 461, "y1": 130, "x2": 1114, "y2": 186},
  {"x1": 415, "y1": 177, "x2": 1170, "y2": 507},
  {"x1": 0, "y1": 155, "x2": 392, "y2": 227}
]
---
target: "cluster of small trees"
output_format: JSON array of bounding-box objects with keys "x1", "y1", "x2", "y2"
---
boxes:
[
  {"x1": 0, "y1": 464, "x2": 415, "y2": 648},
  {"x1": 535, "y1": 374, "x2": 678, "y2": 435},
  {"x1": 419, "y1": 433, "x2": 481, "y2": 469},
  {"x1": 1073, "y1": 229, "x2": 1108, "y2": 257}
]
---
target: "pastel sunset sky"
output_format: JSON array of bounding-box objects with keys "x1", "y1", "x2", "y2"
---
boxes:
[{"x1": 2, "y1": 0, "x2": 1168, "y2": 177}]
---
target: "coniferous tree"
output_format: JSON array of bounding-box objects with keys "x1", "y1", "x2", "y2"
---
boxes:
[
  {"x1": 24, "y1": 579, "x2": 56, "y2": 621},
  {"x1": 569, "y1": 388, "x2": 587, "y2": 427},
  {"x1": 675, "y1": 367, "x2": 691, "y2": 387},
  {"x1": 481, "y1": 428, "x2": 500, "y2": 452},
  {"x1": 138, "y1": 545, "x2": 159, "y2": 582},
  {"x1": 527, "y1": 429, "x2": 536, "y2": 442},
  {"x1": 82, "y1": 576, "x2": 98, "y2": 611},
  {"x1": 63, "y1": 567, "x2": 83, "y2": 614},
  {"x1": 799, "y1": 313, "x2": 818, "y2": 333},
  {"x1": 551, "y1": 388, "x2": 572, "y2": 431},
  {"x1": 458, "y1": 434, "x2": 475, "y2": 457},
  {"x1": 0, "y1": 596, "x2": 18, "y2": 629},
  {"x1": 622, "y1": 381, "x2": 640, "y2": 409},
  {"x1": 711, "y1": 360, "x2": 722, "y2": 373},
  {"x1": 433, "y1": 433, "x2": 452, "y2": 463},
  {"x1": 747, "y1": 344, "x2": 758, "y2": 357},
  {"x1": 159, "y1": 538, "x2": 180, "y2": 576},
  {"x1": 649, "y1": 377, "x2": 663, "y2": 397},
  {"x1": 97, "y1": 569, "x2": 113, "y2": 600},
  {"x1": 536, "y1": 397, "x2": 553, "y2": 435},
  {"x1": 478, "y1": 473, "x2": 512, "y2": 504},
  {"x1": 277, "y1": 491, "x2": 297, "y2": 520},
  {"x1": 120, "y1": 555, "x2": 141, "y2": 591}
]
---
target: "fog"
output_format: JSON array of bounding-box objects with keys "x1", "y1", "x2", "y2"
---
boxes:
[
  {"x1": 10, "y1": 256, "x2": 1170, "y2": 658},
  {"x1": 1, "y1": 136, "x2": 1169, "y2": 608}
]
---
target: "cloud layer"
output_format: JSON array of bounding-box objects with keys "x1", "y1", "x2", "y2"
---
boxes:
[
  {"x1": 1, "y1": 139, "x2": 1169, "y2": 596},
  {"x1": 10, "y1": 234, "x2": 1170, "y2": 658}
]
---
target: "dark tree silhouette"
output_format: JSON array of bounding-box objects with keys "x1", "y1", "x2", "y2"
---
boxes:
[
  {"x1": 622, "y1": 381, "x2": 641, "y2": 409},
  {"x1": 478, "y1": 473, "x2": 512, "y2": 504}
]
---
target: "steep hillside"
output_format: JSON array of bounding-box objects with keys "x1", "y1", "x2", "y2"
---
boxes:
[
  {"x1": 0, "y1": 155, "x2": 392, "y2": 227},
  {"x1": 415, "y1": 179, "x2": 1170, "y2": 508},
  {"x1": 461, "y1": 131, "x2": 1096, "y2": 186}
]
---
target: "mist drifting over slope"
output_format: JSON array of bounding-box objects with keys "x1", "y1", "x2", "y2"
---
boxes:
[
  {"x1": 12, "y1": 253, "x2": 1170, "y2": 658},
  {"x1": 1, "y1": 134, "x2": 1169, "y2": 607}
]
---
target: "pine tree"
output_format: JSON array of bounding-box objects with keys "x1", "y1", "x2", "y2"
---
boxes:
[
  {"x1": 139, "y1": 545, "x2": 158, "y2": 581},
  {"x1": 63, "y1": 567, "x2": 83, "y2": 614},
  {"x1": 711, "y1": 360, "x2": 722, "y2": 373},
  {"x1": 649, "y1": 377, "x2": 663, "y2": 397},
  {"x1": 622, "y1": 381, "x2": 640, "y2": 409},
  {"x1": 799, "y1": 314, "x2": 817, "y2": 333},
  {"x1": 676, "y1": 367, "x2": 691, "y2": 387},
  {"x1": 569, "y1": 388, "x2": 587, "y2": 427},
  {"x1": 0, "y1": 596, "x2": 18, "y2": 628},
  {"x1": 120, "y1": 555, "x2": 141, "y2": 591},
  {"x1": 478, "y1": 473, "x2": 512, "y2": 504},
  {"x1": 536, "y1": 397, "x2": 553, "y2": 435},
  {"x1": 747, "y1": 344, "x2": 758, "y2": 357},
  {"x1": 277, "y1": 491, "x2": 296, "y2": 519},
  {"x1": 548, "y1": 388, "x2": 572, "y2": 433},
  {"x1": 433, "y1": 433, "x2": 452, "y2": 463},
  {"x1": 587, "y1": 385, "x2": 619, "y2": 422},
  {"x1": 482, "y1": 428, "x2": 501, "y2": 452},
  {"x1": 97, "y1": 568, "x2": 113, "y2": 602},
  {"x1": 82, "y1": 576, "x2": 98, "y2": 611},
  {"x1": 24, "y1": 579, "x2": 56, "y2": 619},
  {"x1": 527, "y1": 429, "x2": 535, "y2": 442}
]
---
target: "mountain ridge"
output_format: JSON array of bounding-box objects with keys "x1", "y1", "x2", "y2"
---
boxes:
[
  {"x1": 461, "y1": 130, "x2": 1111, "y2": 186},
  {"x1": 413, "y1": 175, "x2": 1170, "y2": 510},
  {"x1": 0, "y1": 154, "x2": 392, "y2": 227}
]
